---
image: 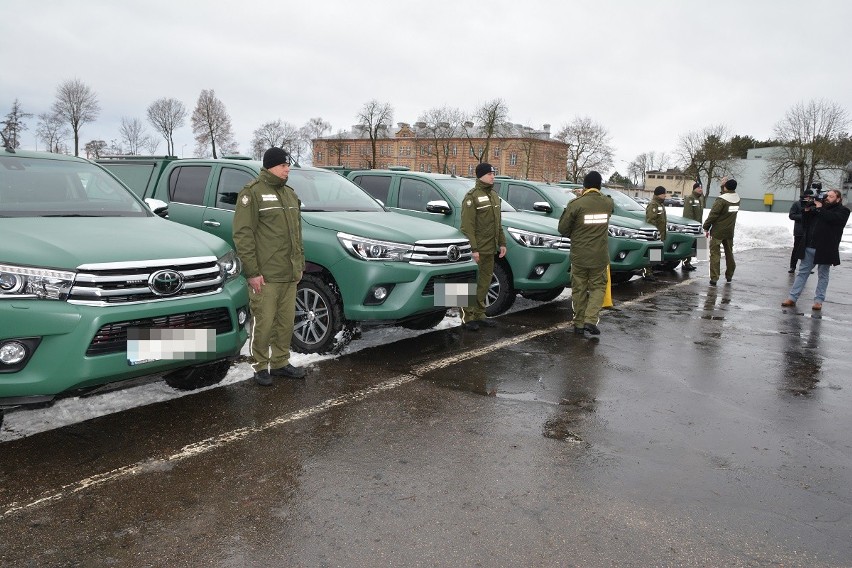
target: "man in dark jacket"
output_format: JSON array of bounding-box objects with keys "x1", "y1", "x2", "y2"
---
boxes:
[
  {"x1": 788, "y1": 188, "x2": 815, "y2": 273},
  {"x1": 459, "y1": 162, "x2": 506, "y2": 331},
  {"x1": 680, "y1": 182, "x2": 705, "y2": 271},
  {"x1": 233, "y1": 147, "x2": 306, "y2": 385},
  {"x1": 782, "y1": 189, "x2": 850, "y2": 311},
  {"x1": 703, "y1": 177, "x2": 740, "y2": 286},
  {"x1": 558, "y1": 170, "x2": 613, "y2": 337}
]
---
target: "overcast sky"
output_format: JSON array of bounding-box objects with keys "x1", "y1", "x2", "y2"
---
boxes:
[{"x1": 3, "y1": 0, "x2": 851, "y2": 174}]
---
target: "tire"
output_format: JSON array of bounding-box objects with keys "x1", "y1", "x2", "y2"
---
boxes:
[
  {"x1": 485, "y1": 262, "x2": 516, "y2": 317},
  {"x1": 521, "y1": 286, "x2": 565, "y2": 302},
  {"x1": 401, "y1": 310, "x2": 447, "y2": 330},
  {"x1": 164, "y1": 359, "x2": 232, "y2": 391},
  {"x1": 292, "y1": 274, "x2": 345, "y2": 354}
]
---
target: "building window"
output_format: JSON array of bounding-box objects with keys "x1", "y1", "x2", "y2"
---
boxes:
[
  {"x1": 452, "y1": 144, "x2": 457, "y2": 157},
  {"x1": 510, "y1": 153, "x2": 517, "y2": 166},
  {"x1": 468, "y1": 164, "x2": 474, "y2": 176},
  {"x1": 450, "y1": 164, "x2": 456, "y2": 175},
  {"x1": 666, "y1": 175, "x2": 673, "y2": 179},
  {"x1": 345, "y1": 144, "x2": 351, "y2": 156},
  {"x1": 469, "y1": 147, "x2": 475, "y2": 157},
  {"x1": 493, "y1": 147, "x2": 500, "y2": 158}
]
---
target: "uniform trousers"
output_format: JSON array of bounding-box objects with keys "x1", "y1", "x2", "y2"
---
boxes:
[
  {"x1": 462, "y1": 252, "x2": 495, "y2": 323},
  {"x1": 709, "y1": 236, "x2": 736, "y2": 282},
  {"x1": 248, "y1": 280, "x2": 298, "y2": 372},
  {"x1": 571, "y1": 264, "x2": 608, "y2": 328}
]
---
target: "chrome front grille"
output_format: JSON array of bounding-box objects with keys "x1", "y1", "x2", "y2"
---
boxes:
[
  {"x1": 674, "y1": 223, "x2": 703, "y2": 235},
  {"x1": 68, "y1": 256, "x2": 223, "y2": 305},
  {"x1": 553, "y1": 237, "x2": 571, "y2": 251},
  {"x1": 409, "y1": 239, "x2": 473, "y2": 265},
  {"x1": 633, "y1": 228, "x2": 661, "y2": 241}
]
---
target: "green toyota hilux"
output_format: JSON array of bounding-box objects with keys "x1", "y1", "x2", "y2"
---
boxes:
[
  {"x1": 1, "y1": 149, "x2": 249, "y2": 424},
  {"x1": 492, "y1": 177, "x2": 664, "y2": 283},
  {"x1": 348, "y1": 170, "x2": 572, "y2": 316},
  {"x1": 98, "y1": 157, "x2": 477, "y2": 353}
]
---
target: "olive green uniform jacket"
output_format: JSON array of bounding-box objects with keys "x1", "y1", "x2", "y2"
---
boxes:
[
  {"x1": 232, "y1": 169, "x2": 305, "y2": 282},
  {"x1": 646, "y1": 198, "x2": 668, "y2": 240},
  {"x1": 702, "y1": 191, "x2": 740, "y2": 239},
  {"x1": 682, "y1": 191, "x2": 705, "y2": 223},
  {"x1": 460, "y1": 180, "x2": 506, "y2": 254},
  {"x1": 557, "y1": 189, "x2": 613, "y2": 269}
]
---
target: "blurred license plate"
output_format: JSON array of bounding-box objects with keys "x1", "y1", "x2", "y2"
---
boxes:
[
  {"x1": 434, "y1": 282, "x2": 476, "y2": 307},
  {"x1": 127, "y1": 328, "x2": 215, "y2": 365},
  {"x1": 649, "y1": 249, "x2": 663, "y2": 262},
  {"x1": 696, "y1": 236, "x2": 709, "y2": 261}
]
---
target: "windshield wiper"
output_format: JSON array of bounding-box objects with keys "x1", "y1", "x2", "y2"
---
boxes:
[
  {"x1": 300, "y1": 208, "x2": 329, "y2": 212},
  {"x1": 40, "y1": 214, "x2": 99, "y2": 217}
]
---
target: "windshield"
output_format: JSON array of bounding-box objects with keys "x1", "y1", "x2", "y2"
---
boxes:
[
  {"x1": 0, "y1": 155, "x2": 150, "y2": 218},
  {"x1": 535, "y1": 183, "x2": 579, "y2": 205},
  {"x1": 435, "y1": 177, "x2": 516, "y2": 211},
  {"x1": 288, "y1": 169, "x2": 384, "y2": 212},
  {"x1": 601, "y1": 188, "x2": 645, "y2": 212}
]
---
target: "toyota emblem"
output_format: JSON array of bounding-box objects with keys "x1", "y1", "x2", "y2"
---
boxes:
[
  {"x1": 148, "y1": 269, "x2": 184, "y2": 296},
  {"x1": 446, "y1": 245, "x2": 461, "y2": 262}
]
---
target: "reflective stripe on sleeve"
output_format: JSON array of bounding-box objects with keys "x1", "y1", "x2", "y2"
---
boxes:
[{"x1": 583, "y1": 213, "x2": 609, "y2": 224}]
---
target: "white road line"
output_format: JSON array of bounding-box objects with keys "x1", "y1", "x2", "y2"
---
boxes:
[{"x1": 0, "y1": 281, "x2": 685, "y2": 520}]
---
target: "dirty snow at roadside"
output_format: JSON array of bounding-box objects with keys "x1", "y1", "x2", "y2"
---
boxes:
[{"x1": 3, "y1": 209, "x2": 850, "y2": 441}]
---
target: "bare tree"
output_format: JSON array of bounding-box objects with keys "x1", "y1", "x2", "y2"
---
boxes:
[
  {"x1": 2, "y1": 99, "x2": 33, "y2": 149},
  {"x1": 250, "y1": 119, "x2": 304, "y2": 161},
  {"x1": 84, "y1": 140, "x2": 108, "y2": 159},
  {"x1": 50, "y1": 78, "x2": 101, "y2": 156},
  {"x1": 356, "y1": 100, "x2": 394, "y2": 168},
  {"x1": 463, "y1": 98, "x2": 510, "y2": 163},
  {"x1": 146, "y1": 97, "x2": 187, "y2": 156},
  {"x1": 328, "y1": 129, "x2": 349, "y2": 166},
  {"x1": 418, "y1": 106, "x2": 465, "y2": 173},
  {"x1": 301, "y1": 117, "x2": 332, "y2": 164},
  {"x1": 555, "y1": 116, "x2": 615, "y2": 182},
  {"x1": 765, "y1": 99, "x2": 850, "y2": 195},
  {"x1": 677, "y1": 124, "x2": 733, "y2": 195},
  {"x1": 36, "y1": 112, "x2": 69, "y2": 153},
  {"x1": 143, "y1": 136, "x2": 161, "y2": 155},
  {"x1": 628, "y1": 151, "x2": 671, "y2": 187},
  {"x1": 191, "y1": 89, "x2": 237, "y2": 158},
  {"x1": 118, "y1": 117, "x2": 148, "y2": 155}
]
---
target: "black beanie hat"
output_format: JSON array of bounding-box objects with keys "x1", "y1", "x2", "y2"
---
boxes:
[
  {"x1": 692, "y1": 182, "x2": 702, "y2": 190},
  {"x1": 654, "y1": 186, "x2": 666, "y2": 195},
  {"x1": 803, "y1": 188, "x2": 815, "y2": 196},
  {"x1": 583, "y1": 171, "x2": 602, "y2": 189},
  {"x1": 263, "y1": 147, "x2": 291, "y2": 169},
  {"x1": 724, "y1": 179, "x2": 737, "y2": 191},
  {"x1": 475, "y1": 162, "x2": 496, "y2": 178}
]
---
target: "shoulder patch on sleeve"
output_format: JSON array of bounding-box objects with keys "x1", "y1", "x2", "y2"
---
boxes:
[
  {"x1": 466, "y1": 199, "x2": 473, "y2": 207},
  {"x1": 241, "y1": 194, "x2": 251, "y2": 207}
]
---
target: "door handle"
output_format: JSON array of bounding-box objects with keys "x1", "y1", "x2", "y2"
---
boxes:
[{"x1": 203, "y1": 220, "x2": 221, "y2": 227}]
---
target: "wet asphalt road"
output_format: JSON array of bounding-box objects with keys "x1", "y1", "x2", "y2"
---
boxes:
[{"x1": 1, "y1": 248, "x2": 851, "y2": 567}]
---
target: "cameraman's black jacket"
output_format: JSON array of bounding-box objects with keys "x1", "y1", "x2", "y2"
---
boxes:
[
  {"x1": 804, "y1": 201, "x2": 851, "y2": 266},
  {"x1": 788, "y1": 200, "x2": 807, "y2": 237}
]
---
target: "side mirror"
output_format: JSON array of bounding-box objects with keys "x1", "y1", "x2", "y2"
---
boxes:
[
  {"x1": 426, "y1": 200, "x2": 452, "y2": 215},
  {"x1": 532, "y1": 201, "x2": 553, "y2": 213},
  {"x1": 145, "y1": 198, "x2": 169, "y2": 218}
]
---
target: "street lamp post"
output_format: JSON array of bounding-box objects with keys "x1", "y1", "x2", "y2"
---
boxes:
[{"x1": 181, "y1": 144, "x2": 186, "y2": 158}]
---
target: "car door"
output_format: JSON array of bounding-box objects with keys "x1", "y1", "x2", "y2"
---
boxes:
[
  {"x1": 202, "y1": 164, "x2": 257, "y2": 246},
  {"x1": 390, "y1": 177, "x2": 456, "y2": 229},
  {"x1": 165, "y1": 165, "x2": 212, "y2": 234},
  {"x1": 504, "y1": 182, "x2": 549, "y2": 217}
]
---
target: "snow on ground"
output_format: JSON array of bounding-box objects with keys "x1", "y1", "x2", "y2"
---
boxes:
[{"x1": 3, "y1": 209, "x2": 850, "y2": 441}]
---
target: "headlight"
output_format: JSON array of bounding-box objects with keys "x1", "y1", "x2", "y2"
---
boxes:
[
  {"x1": 0, "y1": 263, "x2": 75, "y2": 300},
  {"x1": 667, "y1": 223, "x2": 692, "y2": 233},
  {"x1": 337, "y1": 232, "x2": 413, "y2": 261},
  {"x1": 218, "y1": 250, "x2": 242, "y2": 281},
  {"x1": 608, "y1": 225, "x2": 640, "y2": 239},
  {"x1": 507, "y1": 227, "x2": 563, "y2": 248}
]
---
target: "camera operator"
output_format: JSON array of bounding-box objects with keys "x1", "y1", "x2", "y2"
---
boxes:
[
  {"x1": 782, "y1": 188, "x2": 850, "y2": 311},
  {"x1": 787, "y1": 186, "x2": 815, "y2": 273}
]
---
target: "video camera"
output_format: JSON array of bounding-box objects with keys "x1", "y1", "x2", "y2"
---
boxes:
[
  {"x1": 801, "y1": 182, "x2": 826, "y2": 207},
  {"x1": 811, "y1": 182, "x2": 828, "y2": 202}
]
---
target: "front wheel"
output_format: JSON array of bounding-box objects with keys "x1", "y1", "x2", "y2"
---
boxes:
[
  {"x1": 164, "y1": 359, "x2": 232, "y2": 391},
  {"x1": 292, "y1": 274, "x2": 345, "y2": 354},
  {"x1": 485, "y1": 262, "x2": 516, "y2": 317}
]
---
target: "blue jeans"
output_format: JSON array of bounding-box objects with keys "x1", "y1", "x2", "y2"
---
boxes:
[{"x1": 788, "y1": 247, "x2": 831, "y2": 303}]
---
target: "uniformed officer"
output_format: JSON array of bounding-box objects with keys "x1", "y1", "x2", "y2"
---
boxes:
[
  {"x1": 558, "y1": 170, "x2": 613, "y2": 337},
  {"x1": 643, "y1": 186, "x2": 668, "y2": 281},
  {"x1": 703, "y1": 177, "x2": 740, "y2": 286},
  {"x1": 680, "y1": 182, "x2": 705, "y2": 271},
  {"x1": 232, "y1": 147, "x2": 306, "y2": 385},
  {"x1": 459, "y1": 162, "x2": 506, "y2": 331}
]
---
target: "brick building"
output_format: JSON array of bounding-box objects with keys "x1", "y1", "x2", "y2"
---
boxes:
[{"x1": 312, "y1": 122, "x2": 568, "y2": 182}]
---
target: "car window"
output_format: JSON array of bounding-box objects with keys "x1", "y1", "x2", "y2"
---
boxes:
[
  {"x1": 216, "y1": 167, "x2": 253, "y2": 210},
  {"x1": 398, "y1": 178, "x2": 442, "y2": 211},
  {"x1": 169, "y1": 166, "x2": 211, "y2": 206},
  {"x1": 99, "y1": 162, "x2": 156, "y2": 198},
  {"x1": 0, "y1": 155, "x2": 148, "y2": 218},
  {"x1": 506, "y1": 183, "x2": 541, "y2": 211},
  {"x1": 353, "y1": 175, "x2": 391, "y2": 203},
  {"x1": 601, "y1": 188, "x2": 645, "y2": 211}
]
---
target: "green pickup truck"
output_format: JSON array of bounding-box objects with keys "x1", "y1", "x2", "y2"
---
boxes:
[
  {"x1": 348, "y1": 169, "x2": 572, "y2": 315},
  {"x1": 98, "y1": 157, "x2": 478, "y2": 354},
  {"x1": 1, "y1": 149, "x2": 250, "y2": 424},
  {"x1": 492, "y1": 177, "x2": 664, "y2": 283}
]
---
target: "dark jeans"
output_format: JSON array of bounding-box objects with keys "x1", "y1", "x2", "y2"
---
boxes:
[{"x1": 790, "y1": 235, "x2": 804, "y2": 269}]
